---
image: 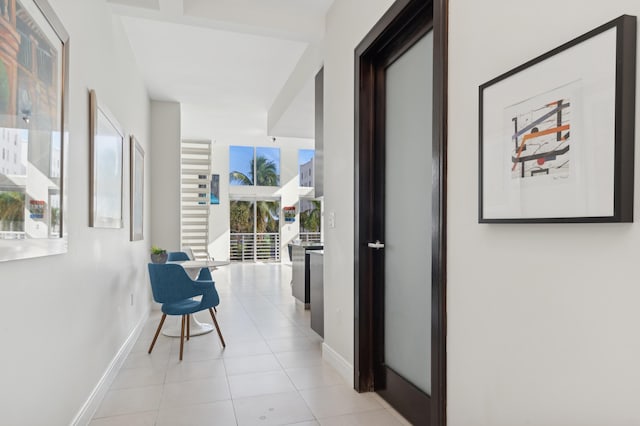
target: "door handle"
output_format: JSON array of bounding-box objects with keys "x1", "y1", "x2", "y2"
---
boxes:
[{"x1": 367, "y1": 240, "x2": 385, "y2": 250}]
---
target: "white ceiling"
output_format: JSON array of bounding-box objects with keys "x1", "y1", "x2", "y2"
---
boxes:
[{"x1": 109, "y1": 0, "x2": 333, "y2": 139}]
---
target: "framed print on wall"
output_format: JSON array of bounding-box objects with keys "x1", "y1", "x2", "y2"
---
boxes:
[
  {"x1": 0, "y1": 0, "x2": 69, "y2": 262},
  {"x1": 89, "y1": 90, "x2": 124, "y2": 228},
  {"x1": 210, "y1": 174, "x2": 219, "y2": 204},
  {"x1": 130, "y1": 136, "x2": 144, "y2": 241},
  {"x1": 283, "y1": 206, "x2": 296, "y2": 223},
  {"x1": 479, "y1": 15, "x2": 636, "y2": 223}
]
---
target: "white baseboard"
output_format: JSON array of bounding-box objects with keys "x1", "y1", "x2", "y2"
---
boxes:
[
  {"x1": 322, "y1": 342, "x2": 354, "y2": 387},
  {"x1": 71, "y1": 309, "x2": 149, "y2": 426}
]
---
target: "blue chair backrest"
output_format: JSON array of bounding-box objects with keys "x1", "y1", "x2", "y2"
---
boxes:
[
  {"x1": 168, "y1": 251, "x2": 190, "y2": 261},
  {"x1": 148, "y1": 263, "x2": 205, "y2": 303}
]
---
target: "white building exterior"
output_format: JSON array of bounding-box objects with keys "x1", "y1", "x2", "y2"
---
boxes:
[{"x1": 0, "y1": 128, "x2": 26, "y2": 176}]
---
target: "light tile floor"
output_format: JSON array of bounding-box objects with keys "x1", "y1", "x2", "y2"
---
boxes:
[{"x1": 90, "y1": 263, "x2": 410, "y2": 426}]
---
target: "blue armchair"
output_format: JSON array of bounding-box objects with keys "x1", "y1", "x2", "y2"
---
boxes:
[{"x1": 147, "y1": 263, "x2": 225, "y2": 360}]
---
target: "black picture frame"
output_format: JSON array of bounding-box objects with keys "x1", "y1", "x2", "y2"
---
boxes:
[{"x1": 479, "y1": 15, "x2": 636, "y2": 223}]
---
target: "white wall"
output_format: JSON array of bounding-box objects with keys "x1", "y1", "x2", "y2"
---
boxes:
[
  {"x1": 0, "y1": 1, "x2": 151, "y2": 425},
  {"x1": 322, "y1": 0, "x2": 395, "y2": 382},
  {"x1": 181, "y1": 104, "x2": 314, "y2": 261},
  {"x1": 150, "y1": 101, "x2": 181, "y2": 251},
  {"x1": 268, "y1": 43, "x2": 322, "y2": 138},
  {"x1": 448, "y1": 2, "x2": 640, "y2": 425}
]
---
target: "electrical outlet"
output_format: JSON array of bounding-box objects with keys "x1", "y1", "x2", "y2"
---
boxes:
[
  {"x1": 130, "y1": 294, "x2": 134, "y2": 306},
  {"x1": 328, "y1": 211, "x2": 336, "y2": 228}
]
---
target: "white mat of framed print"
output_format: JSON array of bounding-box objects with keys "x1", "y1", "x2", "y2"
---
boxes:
[
  {"x1": 130, "y1": 136, "x2": 144, "y2": 241},
  {"x1": 89, "y1": 90, "x2": 124, "y2": 229},
  {"x1": 479, "y1": 15, "x2": 636, "y2": 223}
]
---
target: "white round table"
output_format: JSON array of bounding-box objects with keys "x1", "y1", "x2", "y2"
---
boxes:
[{"x1": 161, "y1": 260, "x2": 230, "y2": 337}]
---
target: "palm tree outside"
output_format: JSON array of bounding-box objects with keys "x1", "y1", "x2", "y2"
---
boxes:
[
  {"x1": 229, "y1": 170, "x2": 252, "y2": 186},
  {"x1": 229, "y1": 199, "x2": 280, "y2": 261},
  {"x1": 255, "y1": 200, "x2": 279, "y2": 233},
  {"x1": 229, "y1": 154, "x2": 280, "y2": 187},
  {"x1": 230, "y1": 199, "x2": 279, "y2": 235},
  {"x1": 0, "y1": 191, "x2": 25, "y2": 231},
  {"x1": 300, "y1": 199, "x2": 321, "y2": 233},
  {"x1": 254, "y1": 155, "x2": 279, "y2": 186},
  {"x1": 230, "y1": 200, "x2": 254, "y2": 233}
]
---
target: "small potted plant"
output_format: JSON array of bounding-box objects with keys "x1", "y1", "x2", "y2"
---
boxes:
[{"x1": 150, "y1": 245, "x2": 168, "y2": 264}]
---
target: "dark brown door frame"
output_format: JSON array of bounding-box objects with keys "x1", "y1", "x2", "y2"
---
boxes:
[{"x1": 354, "y1": 0, "x2": 447, "y2": 425}]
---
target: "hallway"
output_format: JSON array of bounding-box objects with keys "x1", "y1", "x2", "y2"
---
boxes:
[{"x1": 90, "y1": 263, "x2": 409, "y2": 425}]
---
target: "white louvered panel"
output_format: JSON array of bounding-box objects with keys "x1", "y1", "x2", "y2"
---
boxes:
[
  {"x1": 182, "y1": 140, "x2": 210, "y2": 146},
  {"x1": 180, "y1": 139, "x2": 211, "y2": 260},
  {"x1": 181, "y1": 168, "x2": 209, "y2": 175},
  {"x1": 182, "y1": 178, "x2": 210, "y2": 185},
  {"x1": 181, "y1": 148, "x2": 211, "y2": 155},
  {"x1": 182, "y1": 204, "x2": 209, "y2": 210},
  {"x1": 182, "y1": 228, "x2": 208, "y2": 232},
  {"x1": 181, "y1": 187, "x2": 210, "y2": 194},
  {"x1": 182, "y1": 220, "x2": 208, "y2": 225},
  {"x1": 181, "y1": 207, "x2": 208, "y2": 212},
  {"x1": 181, "y1": 158, "x2": 210, "y2": 166},
  {"x1": 181, "y1": 199, "x2": 208, "y2": 206},
  {"x1": 182, "y1": 213, "x2": 208, "y2": 219},
  {"x1": 181, "y1": 196, "x2": 209, "y2": 202},
  {"x1": 182, "y1": 217, "x2": 208, "y2": 222}
]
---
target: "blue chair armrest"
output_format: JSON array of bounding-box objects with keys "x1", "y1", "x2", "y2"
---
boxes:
[
  {"x1": 190, "y1": 279, "x2": 220, "y2": 308},
  {"x1": 193, "y1": 279, "x2": 213, "y2": 290}
]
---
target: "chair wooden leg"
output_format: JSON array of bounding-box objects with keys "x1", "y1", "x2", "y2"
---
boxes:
[
  {"x1": 179, "y1": 315, "x2": 185, "y2": 361},
  {"x1": 148, "y1": 314, "x2": 167, "y2": 354},
  {"x1": 187, "y1": 315, "x2": 190, "y2": 341},
  {"x1": 209, "y1": 308, "x2": 226, "y2": 347}
]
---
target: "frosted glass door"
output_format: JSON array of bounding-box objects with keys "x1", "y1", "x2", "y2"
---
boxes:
[{"x1": 384, "y1": 32, "x2": 432, "y2": 394}]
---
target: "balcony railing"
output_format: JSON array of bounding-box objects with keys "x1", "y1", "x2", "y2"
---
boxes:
[
  {"x1": 299, "y1": 232, "x2": 321, "y2": 243},
  {"x1": 230, "y1": 232, "x2": 280, "y2": 262},
  {"x1": 0, "y1": 231, "x2": 25, "y2": 239}
]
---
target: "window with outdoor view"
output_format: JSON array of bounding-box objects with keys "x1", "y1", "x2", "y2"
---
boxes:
[
  {"x1": 299, "y1": 197, "x2": 321, "y2": 243},
  {"x1": 298, "y1": 149, "x2": 315, "y2": 187},
  {"x1": 229, "y1": 146, "x2": 280, "y2": 187},
  {"x1": 229, "y1": 146, "x2": 254, "y2": 186},
  {"x1": 229, "y1": 199, "x2": 281, "y2": 261}
]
